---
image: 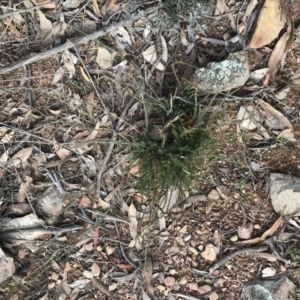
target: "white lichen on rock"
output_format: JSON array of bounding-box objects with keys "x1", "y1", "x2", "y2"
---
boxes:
[{"x1": 193, "y1": 51, "x2": 250, "y2": 95}]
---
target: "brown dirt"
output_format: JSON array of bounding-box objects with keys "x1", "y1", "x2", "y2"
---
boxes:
[{"x1": 1, "y1": 1, "x2": 300, "y2": 300}]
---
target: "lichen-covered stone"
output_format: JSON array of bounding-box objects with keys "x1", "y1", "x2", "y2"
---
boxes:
[
  {"x1": 0, "y1": 248, "x2": 15, "y2": 284},
  {"x1": 270, "y1": 173, "x2": 300, "y2": 216},
  {"x1": 193, "y1": 51, "x2": 250, "y2": 95},
  {"x1": 241, "y1": 277, "x2": 295, "y2": 300},
  {"x1": 36, "y1": 186, "x2": 64, "y2": 217}
]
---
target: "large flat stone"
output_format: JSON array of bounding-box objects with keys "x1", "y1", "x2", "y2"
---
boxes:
[
  {"x1": 270, "y1": 173, "x2": 300, "y2": 216},
  {"x1": 241, "y1": 277, "x2": 295, "y2": 300},
  {"x1": 193, "y1": 51, "x2": 250, "y2": 95}
]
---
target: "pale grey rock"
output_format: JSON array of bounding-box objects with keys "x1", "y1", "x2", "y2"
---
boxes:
[
  {"x1": 270, "y1": 173, "x2": 300, "y2": 216},
  {"x1": 216, "y1": 185, "x2": 231, "y2": 200},
  {"x1": 208, "y1": 189, "x2": 219, "y2": 200},
  {"x1": 193, "y1": 51, "x2": 250, "y2": 95},
  {"x1": 0, "y1": 248, "x2": 15, "y2": 284},
  {"x1": 36, "y1": 186, "x2": 64, "y2": 217},
  {"x1": 241, "y1": 277, "x2": 295, "y2": 300}
]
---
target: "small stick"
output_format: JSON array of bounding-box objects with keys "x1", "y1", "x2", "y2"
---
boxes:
[
  {"x1": 209, "y1": 246, "x2": 268, "y2": 273},
  {"x1": 85, "y1": 208, "x2": 130, "y2": 224},
  {"x1": 45, "y1": 170, "x2": 65, "y2": 193},
  {"x1": 0, "y1": 225, "x2": 83, "y2": 240},
  {"x1": 262, "y1": 238, "x2": 290, "y2": 264},
  {"x1": 176, "y1": 293, "x2": 202, "y2": 300},
  {"x1": 0, "y1": 5, "x2": 163, "y2": 75}
]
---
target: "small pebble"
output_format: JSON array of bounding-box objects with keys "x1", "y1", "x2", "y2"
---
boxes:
[
  {"x1": 198, "y1": 285, "x2": 212, "y2": 295},
  {"x1": 51, "y1": 272, "x2": 59, "y2": 281},
  {"x1": 209, "y1": 292, "x2": 219, "y2": 300},
  {"x1": 189, "y1": 247, "x2": 199, "y2": 255},
  {"x1": 179, "y1": 225, "x2": 188, "y2": 234},
  {"x1": 109, "y1": 282, "x2": 118, "y2": 291},
  {"x1": 106, "y1": 246, "x2": 115, "y2": 255},
  {"x1": 85, "y1": 243, "x2": 93, "y2": 251},
  {"x1": 179, "y1": 277, "x2": 187, "y2": 285},
  {"x1": 198, "y1": 244, "x2": 204, "y2": 251},
  {"x1": 208, "y1": 189, "x2": 220, "y2": 200},
  {"x1": 230, "y1": 235, "x2": 238, "y2": 242},
  {"x1": 83, "y1": 271, "x2": 93, "y2": 279},
  {"x1": 175, "y1": 237, "x2": 185, "y2": 246},
  {"x1": 157, "y1": 285, "x2": 166, "y2": 291},
  {"x1": 164, "y1": 276, "x2": 175, "y2": 287},
  {"x1": 184, "y1": 234, "x2": 192, "y2": 242},
  {"x1": 188, "y1": 282, "x2": 198, "y2": 291}
]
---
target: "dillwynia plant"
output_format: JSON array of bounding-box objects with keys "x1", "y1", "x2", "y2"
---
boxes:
[{"x1": 130, "y1": 91, "x2": 212, "y2": 198}]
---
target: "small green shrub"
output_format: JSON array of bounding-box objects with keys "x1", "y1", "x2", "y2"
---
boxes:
[
  {"x1": 277, "y1": 137, "x2": 287, "y2": 144},
  {"x1": 130, "y1": 92, "x2": 211, "y2": 197},
  {"x1": 164, "y1": 0, "x2": 182, "y2": 22},
  {"x1": 296, "y1": 287, "x2": 300, "y2": 300},
  {"x1": 290, "y1": 248, "x2": 300, "y2": 267},
  {"x1": 235, "y1": 178, "x2": 245, "y2": 190}
]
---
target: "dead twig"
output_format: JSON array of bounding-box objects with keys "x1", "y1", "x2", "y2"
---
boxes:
[
  {"x1": 176, "y1": 293, "x2": 202, "y2": 300},
  {"x1": 0, "y1": 5, "x2": 163, "y2": 75},
  {"x1": 0, "y1": 225, "x2": 83, "y2": 240},
  {"x1": 45, "y1": 169, "x2": 65, "y2": 194},
  {"x1": 209, "y1": 246, "x2": 268, "y2": 273},
  {"x1": 262, "y1": 237, "x2": 290, "y2": 264},
  {"x1": 85, "y1": 208, "x2": 130, "y2": 224}
]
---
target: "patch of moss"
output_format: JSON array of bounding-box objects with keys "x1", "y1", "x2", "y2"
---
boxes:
[
  {"x1": 291, "y1": 248, "x2": 300, "y2": 267},
  {"x1": 164, "y1": 0, "x2": 182, "y2": 22},
  {"x1": 296, "y1": 287, "x2": 300, "y2": 300}
]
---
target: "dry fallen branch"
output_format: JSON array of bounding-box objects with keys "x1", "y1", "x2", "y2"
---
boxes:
[
  {"x1": 263, "y1": 238, "x2": 290, "y2": 264},
  {"x1": 209, "y1": 246, "x2": 268, "y2": 273},
  {"x1": 258, "y1": 99, "x2": 293, "y2": 129},
  {"x1": 0, "y1": 5, "x2": 163, "y2": 75},
  {"x1": 0, "y1": 225, "x2": 83, "y2": 241},
  {"x1": 233, "y1": 212, "x2": 283, "y2": 247}
]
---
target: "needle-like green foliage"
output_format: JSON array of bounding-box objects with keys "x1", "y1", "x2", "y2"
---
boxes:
[{"x1": 130, "y1": 91, "x2": 212, "y2": 197}]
